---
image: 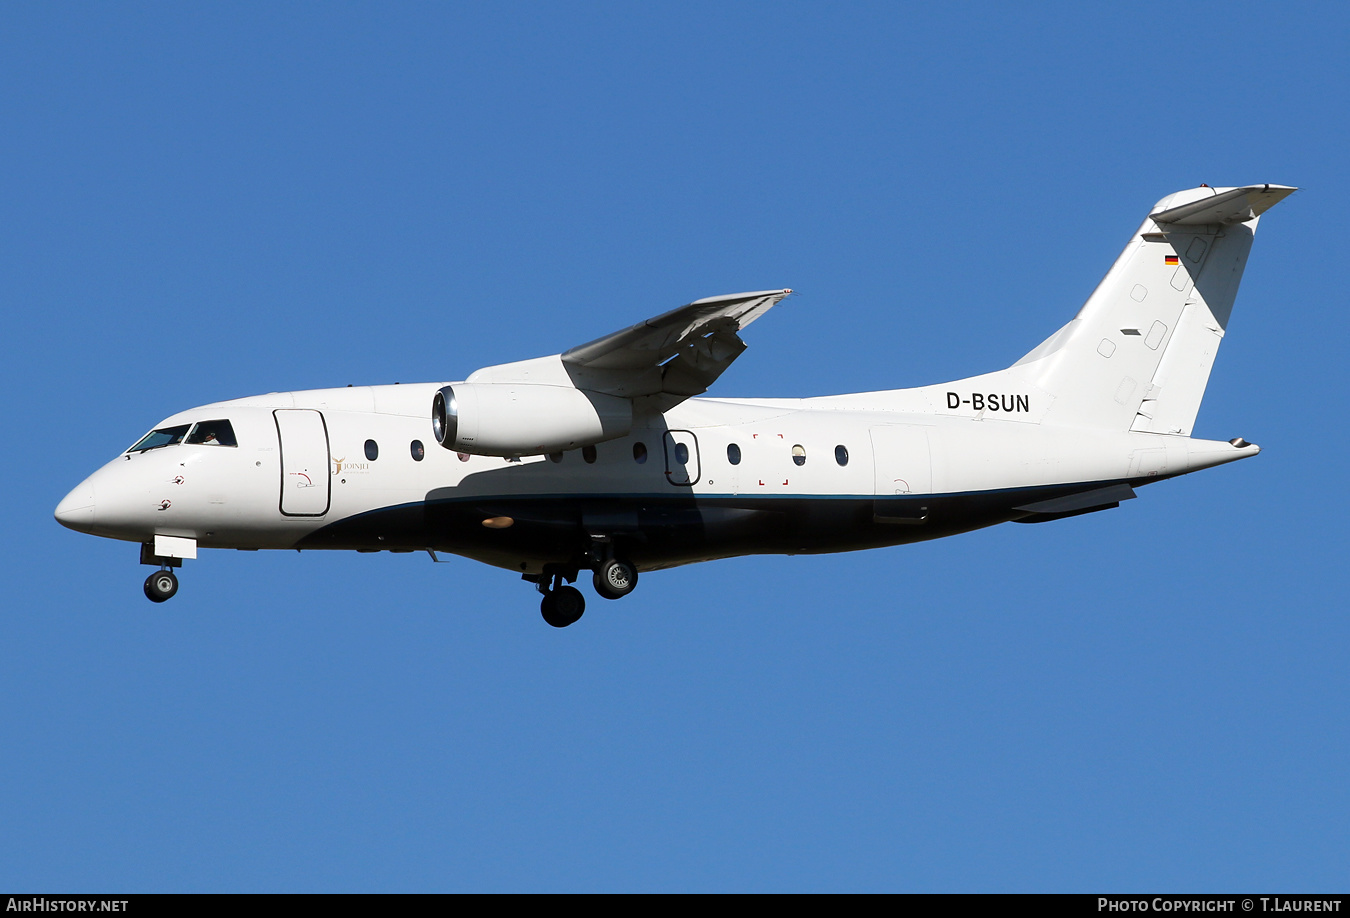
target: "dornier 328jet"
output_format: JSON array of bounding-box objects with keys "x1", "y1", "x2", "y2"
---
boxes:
[{"x1": 56, "y1": 184, "x2": 1295, "y2": 627}]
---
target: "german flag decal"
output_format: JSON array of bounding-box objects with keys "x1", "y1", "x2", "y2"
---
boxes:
[{"x1": 1165, "y1": 255, "x2": 1180, "y2": 265}]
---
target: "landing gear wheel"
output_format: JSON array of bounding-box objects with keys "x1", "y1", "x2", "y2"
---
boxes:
[
  {"x1": 541, "y1": 585, "x2": 585, "y2": 628},
  {"x1": 144, "y1": 570, "x2": 178, "y2": 603},
  {"x1": 593, "y1": 558, "x2": 638, "y2": 600}
]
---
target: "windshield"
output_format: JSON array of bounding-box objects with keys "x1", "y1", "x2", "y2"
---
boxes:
[
  {"x1": 127, "y1": 424, "x2": 191, "y2": 453},
  {"x1": 186, "y1": 419, "x2": 237, "y2": 447}
]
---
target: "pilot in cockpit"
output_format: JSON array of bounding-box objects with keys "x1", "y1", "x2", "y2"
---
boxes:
[{"x1": 185, "y1": 420, "x2": 237, "y2": 448}]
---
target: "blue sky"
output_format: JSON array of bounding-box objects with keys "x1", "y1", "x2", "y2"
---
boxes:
[{"x1": 3, "y1": 2, "x2": 1348, "y2": 891}]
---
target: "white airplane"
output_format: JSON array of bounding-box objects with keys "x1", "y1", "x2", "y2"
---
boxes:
[{"x1": 56, "y1": 184, "x2": 1295, "y2": 627}]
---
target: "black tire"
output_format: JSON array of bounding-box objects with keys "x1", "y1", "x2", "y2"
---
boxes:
[
  {"x1": 540, "y1": 593, "x2": 564, "y2": 627},
  {"x1": 593, "y1": 558, "x2": 638, "y2": 600},
  {"x1": 144, "y1": 570, "x2": 178, "y2": 603},
  {"x1": 540, "y1": 589, "x2": 584, "y2": 627},
  {"x1": 541, "y1": 585, "x2": 585, "y2": 627}
]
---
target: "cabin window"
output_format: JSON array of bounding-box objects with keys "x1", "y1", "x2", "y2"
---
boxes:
[
  {"x1": 835, "y1": 445, "x2": 849, "y2": 466},
  {"x1": 186, "y1": 419, "x2": 237, "y2": 447},
  {"x1": 128, "y1": 425, "x2": 191, "y2": 453},
  {"x1": 548, "y1": 452, "x2": 564, "y2": 463},
  {"x1": 727, "y1": 443, "x2": 741, "y2": 465},
  {"x1": 792, "y1": 444, "x2": 806, "y2": 467},
  {"x1": 411, "y1": 440, "x2": 425, "y2": 461},
  {"x1": 365, "y1": 439, "x2": 379, "y2": 461},
  {"x1": 674, "y1": 442, "x2": 690, "y2": 465},
  {"x1": 633, "y1": 442, "x2": 647, "y2": 464},
  {"x1": 582, "y1": 445, "x2": 597, "y2": 464}
]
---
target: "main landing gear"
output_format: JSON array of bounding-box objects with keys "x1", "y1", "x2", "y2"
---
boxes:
[
  {"x1": 528, "y1": 555, "x2": 640, "y2": 627},
  {"x1": 593, "y1": 557, "x2": 638, "y2": 600},
  {"x1": 540, "y1": 582, "x2": 586, "y2": 628},
  {"x1": 532, "y1": 568, "x2": 586, "y2": 628}
]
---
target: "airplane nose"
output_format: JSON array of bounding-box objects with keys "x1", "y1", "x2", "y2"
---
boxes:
[{"x1": 55, "y1": 478, "x2": 96, "y2": 533}]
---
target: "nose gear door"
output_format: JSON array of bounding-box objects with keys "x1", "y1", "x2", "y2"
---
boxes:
[{"x1": 274, "y1": 409, "x2": 331, "y2": 516}]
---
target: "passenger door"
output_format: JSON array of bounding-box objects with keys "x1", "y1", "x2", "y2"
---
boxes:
[{"x1": 274, "y1": 409, "x2": 331, "y2": 516}]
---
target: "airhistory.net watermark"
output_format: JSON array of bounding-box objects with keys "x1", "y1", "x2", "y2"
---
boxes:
[{"x1": 6, "y1": 900, "x2": 128, "y2": 912}]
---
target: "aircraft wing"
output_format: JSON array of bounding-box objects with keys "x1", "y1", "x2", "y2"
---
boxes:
[{"x1": 558, "y1": 289, "x2": 793, "y2": 408}]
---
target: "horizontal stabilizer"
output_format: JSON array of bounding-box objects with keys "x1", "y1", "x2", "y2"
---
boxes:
[{"x1": 1151, "y1": 184, "x2": 1296, "y2": 226}]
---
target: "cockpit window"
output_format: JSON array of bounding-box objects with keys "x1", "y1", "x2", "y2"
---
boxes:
[
  {"x1": 186, "y1": 419, "x2": 238, "y2": 447},
  {"x1": 128, "y1": 425, "x2": 191, "y2": 453}
]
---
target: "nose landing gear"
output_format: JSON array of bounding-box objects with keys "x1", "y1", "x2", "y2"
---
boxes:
[
  {"x1": 144, "y1": 569, "x2": 179, "y2": 603},
  {"x1": 139, "y1": 542, "x2": 183, "y2": 604}
]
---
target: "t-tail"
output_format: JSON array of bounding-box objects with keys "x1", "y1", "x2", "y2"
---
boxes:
[{"x1": 1003, "y1": 184, "x2": 1295, "y2": 433}]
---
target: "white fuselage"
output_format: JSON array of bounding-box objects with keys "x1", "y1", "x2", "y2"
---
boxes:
[{"x1": 55, "y1": 380, "x2": 1252, "y2": 575}]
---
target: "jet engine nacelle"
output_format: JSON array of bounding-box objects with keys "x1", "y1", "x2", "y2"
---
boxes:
[{"x1": 431, "y1": 383, "x2": 633, "y2": 457}]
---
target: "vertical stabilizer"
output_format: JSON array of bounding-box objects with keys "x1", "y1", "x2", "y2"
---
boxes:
[{"x1": 1011, "y1": 185, "x2": 1295, "y2": 433}]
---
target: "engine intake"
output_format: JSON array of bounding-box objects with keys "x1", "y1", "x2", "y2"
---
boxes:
[{"x1": 432, "y1": 383, "x2": 632, "y2": 457}]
